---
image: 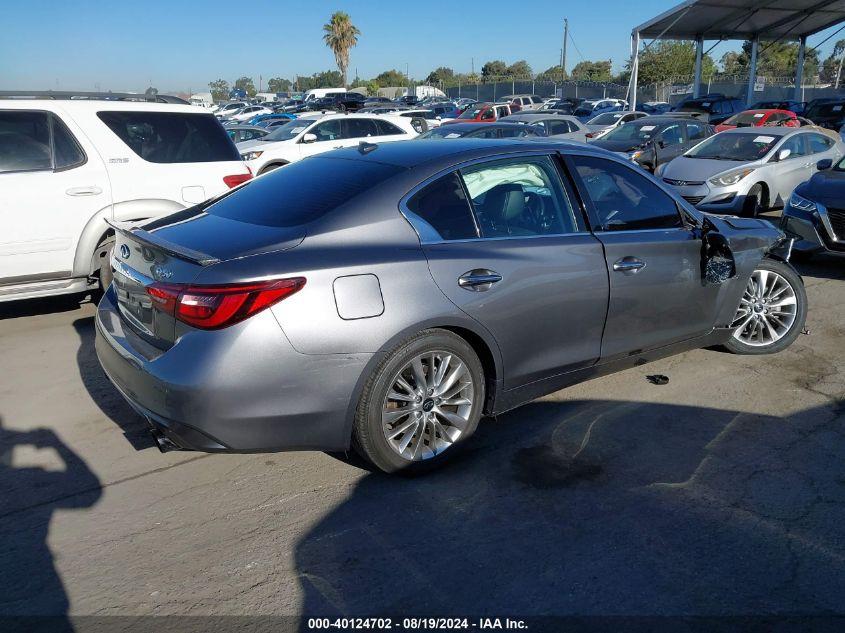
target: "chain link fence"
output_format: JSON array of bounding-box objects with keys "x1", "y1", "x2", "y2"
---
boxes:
[{"x1": 434, "y1": 73, "x2": 845, "y2": 106}]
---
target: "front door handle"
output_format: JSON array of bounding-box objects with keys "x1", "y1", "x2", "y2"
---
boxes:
[
  {"x1": 458, "y1": 269, "x2": 503, "y2": 291},
  {"x1": 613, "y1": 256, "x2": 646, "y2": 274},
  {"x1": 66, "y1": 186, "x2": 103, "y2": 196}
]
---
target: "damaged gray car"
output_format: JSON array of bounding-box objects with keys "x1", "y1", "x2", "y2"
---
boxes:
[{"x1": 95, "y1": 139, "x2": 807, "y2": 473}]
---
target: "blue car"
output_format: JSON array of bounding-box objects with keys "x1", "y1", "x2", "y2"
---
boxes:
[{"x1": 247, "y1": 112, "x2": 296, "y2": 126}]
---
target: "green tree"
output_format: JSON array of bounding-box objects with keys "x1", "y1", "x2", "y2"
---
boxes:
[
  {"x1": 481, "y1": 60, "x2": 508, "y2": 79},
  {"x1": 570, "y1": 60, "x2": 612, "y2": 82},
  {"x1": 820, "y1": 40, "x2": 845, "y2": 84},
  {"x1": 234, "y1": 76, "x2": 257, "y2": 97},
  {"x1": 208, "y1": 79, "x2": 230, "y2": 101},
  {"x1": 506, "y1": 60, "x2": 532, "y2": 78},
  {"x1": 720, "y1": 40, "x2": 819, "y2": 78},
  {"x1": 322, "y1": 11, "x2": 361, "y2": 87},
  {"x1": 425, "y1": 66, "x2": 454, "y2": 85},
  {"x1": 536, "y1": 65, "x2": 566, "y2": 81},
  {"x1": 633, "y1": 40, "x2": 716, "y2": 84},
  {"x1": 374, "y1": 69, "x2": 409, "y2": 87},
  {"x1": 267, "y1": 77, "x2": 292, "y2": 93}
]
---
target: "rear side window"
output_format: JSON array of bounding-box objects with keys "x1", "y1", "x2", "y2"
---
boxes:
[
  {"x1": 0, "y1": 111, "x2": 51, "y2": 172},
  {"x1": 206, "y1": 157, "x2": 401, "y2": 227},
  {"x1": 373, "y1": 119, "x2": 405, "y2": 136},
  {"x1": 572, "y1": 156, "x2": 681, "y2": 231},
  {"x1": 405, "y1": 172, "x2": 478, "y2": 241},
  {"x1": 0, "y1": 110, "x2": 85, "y2": 173},
  {"x1": 97, "y1": 111, "x2": 239, "y2": 163},
  {"x1": 685, "y1": 122, "x2": 708, "y2": 140},
  {"x1": 808, "y1": 133, "x2": 834, "y2": 153}
]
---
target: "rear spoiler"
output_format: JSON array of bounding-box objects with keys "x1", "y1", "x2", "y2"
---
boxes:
[{"x1": 105, "y1": 219, "x2": 220, "y2": 266}]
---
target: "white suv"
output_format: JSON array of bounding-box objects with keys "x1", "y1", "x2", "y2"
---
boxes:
[
  {"x1": 237, "y1": 113, "x2": 419, "y2": 175},
  {"x1": 0, "y1": 100, "x2": 251, "y2": 302}
]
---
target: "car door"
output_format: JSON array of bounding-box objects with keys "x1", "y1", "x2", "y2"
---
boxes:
[
  {"x1": 683, "y1": 120, "x2": 710, "y2": 151},
  {"x1": 407, "y1": 153, "x2": 609, "y2": 389},
  {"x1": 771, "y1": 133, "x2": 812, "y2": 201},
  {"x1": 653, "y1": 123, "x2": 686, "y2": 167},
  {"x1": 568, "y1": 154, "x2": 721, "y2": 360},
  {"x1": 0, "y1": 109, "x2": 110, "y2": 283}
]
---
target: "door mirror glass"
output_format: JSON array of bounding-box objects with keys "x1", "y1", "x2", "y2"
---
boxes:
[
  {"x1": 301, "y1": 133, "x2": 317, "y2": 144},
  {"x1": 702, "y1": 225, "x2": 737, "y2": 285},
  {"x1": 777, "y1": 148, "x2": 792, "y2": 161},
  {"x1": 816, "y1": 158, "x2": 833, "y2": 170}
]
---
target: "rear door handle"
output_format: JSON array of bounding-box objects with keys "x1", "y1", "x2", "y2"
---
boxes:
[
  {"x1": 66, "y1": 186, "x2": 103, "y2": 196},
  {"x1": 613, "y1": 256, "x2": 646, "y2": 274},
  {"x1": 458, "y1": 269, "x2": 503, "y2": 291}
]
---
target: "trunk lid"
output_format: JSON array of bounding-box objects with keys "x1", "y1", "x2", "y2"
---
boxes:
[{"x1": 109, "y1": 209, "x2": 304, "y2": 348}]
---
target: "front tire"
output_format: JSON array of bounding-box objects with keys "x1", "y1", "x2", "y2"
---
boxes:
[
  {"x1": 95, "y1": 237, "x2": 115, "y2": 291},
  {"x1": 724, "y1": 258, "x2": 807, "y2": 355},
  {"x1": 742, "y1": 184, "x2": 765, "y2": 218},
  {"x1": 352, "y1": 329, "x2": 485, "y2": 474}
]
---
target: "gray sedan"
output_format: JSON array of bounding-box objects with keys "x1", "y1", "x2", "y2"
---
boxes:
[
  {"x1": 659, "y1": 127, "x2": 845, "y2": 216},
  {"x1": 96, "y1": 139, "x2": 805, "y2": 473},
  {"x1": 500, "y1": 113, "x2": 589, "y2": 142}
]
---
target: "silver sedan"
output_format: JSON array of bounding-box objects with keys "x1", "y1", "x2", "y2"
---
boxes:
[
  {"x1": 658, "y1": 127, "x2": 845, "y2": 216},
  {"x1": 500, "y1": 113, "x2": 589, "y2": 142}
]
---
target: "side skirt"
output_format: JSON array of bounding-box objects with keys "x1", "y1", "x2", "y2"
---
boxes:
[{"x1": 491, "y1": 328, "x2": 733, "y2": 415}]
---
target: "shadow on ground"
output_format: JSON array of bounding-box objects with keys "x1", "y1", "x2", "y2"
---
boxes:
[
  {"x1": 0, "y1": 416, "x2": 101, "y2": 632},
  {"x1": 0, "y1": 293, "x2": 93, "y2": 321},
  {"x1": 296, "y1": 397, "x2": 845, "y2": 622}
]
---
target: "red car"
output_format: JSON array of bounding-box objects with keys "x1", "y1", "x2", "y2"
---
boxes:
[
  {"x1": 715, "y1": 109, "x2": 800, "y2": 132},
  {"x1": 443, "y1": 102, "x2": 512, "y2": 124}
]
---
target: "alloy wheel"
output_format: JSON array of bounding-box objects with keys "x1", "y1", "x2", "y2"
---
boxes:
[
  {"x1": 731, "y1": 268, "x2": 798, "y2": 347},
  {"x1": 381, "y1": 351, "x2": 475, "y2": 461}
]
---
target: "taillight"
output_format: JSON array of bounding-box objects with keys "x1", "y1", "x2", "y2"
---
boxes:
[
  {"x1": 223, "y1": 170, "x2": 252, "y2": 188},
  {"x1": 586, "y1": 132, "x2": 595, "y2": 138},
  {"x1": 146, "y1": 277, "x2": 305, "y2": 330}
]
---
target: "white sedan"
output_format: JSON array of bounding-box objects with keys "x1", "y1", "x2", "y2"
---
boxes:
[
  {"x1": 227, "y1": 105, "x2": 273, "y2": 122},
  {"x1": 237, "y1": 113, "x2": 420, "y2": 175}
]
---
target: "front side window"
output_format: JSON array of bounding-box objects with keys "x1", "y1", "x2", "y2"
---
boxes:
[
  {"x1": 0, "y1": 110, "x2": 51, "y2": 172},
  {"x1": 97, "y1": 111, "x2": 239, "y2": 163},
  {"x1": 460, "y1": 156, "x2": 579, "y2": 237},
  {"x1": 405, "y1": 172, "x2": 478, "y2": 241},
  {"x1": 778, "y1": 135, "x2": 807, "y2": 159},
  {"x1": 311, "y1": 119, "x2": 342, "y2": 141},
  {"x1": 659, "y1": 124, "x2": 683, "y2": 146},
  {"x1": 572, "y1": 155, "x2": 681, "y2": 231},
  {"x1": 546, "y1": 120, "x2": 571, "y2": 135}
]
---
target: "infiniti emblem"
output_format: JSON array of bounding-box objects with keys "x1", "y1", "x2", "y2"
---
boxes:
[
  {"x1": 151, "y1": 265, "x2": 173, "y2": 280},
  {"x1": 119, "y1": 244, "x2": 130, "y2": 259}
]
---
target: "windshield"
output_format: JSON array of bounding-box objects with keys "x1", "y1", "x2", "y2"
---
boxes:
[
  {"x1": 588, "y1": 112, "x2": 625, "y2": 125},
  {"x1": 724, "y1": 112, "x2": 767, "y2": 127},
  {"x1": 805, "y1": 102, "x2": 845, "y2": 119},
  {"x1": 602, "y1": 122, "x2": 661, "y2": 143},
  {"x1": 458, "y1": 105, "x2": 487, "y2": 119},
  {"x1": 261, "y1": 119, "x2": 314, "y2": 142},
  {"x1": 686, "y1": 132, "x2": 778, "y2": 161},
  {"x1": 418, "y1": 127, "x2": 466, "y2": 139}
]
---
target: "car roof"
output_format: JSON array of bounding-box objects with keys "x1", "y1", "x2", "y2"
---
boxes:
[
  {"x1": 504, "y1": 113, "x2": 577, "y2": 121},
  {"x1": 0, "y1": 99, "x2": 208, "y2": 114},
  {"x1": 717, "y1": 126, "x2": 793, "y2": 136},
  {"x1": 328, "y1": 137, "x2": 595, "y2": 169},
  {"x1": 433, "y1": 122, "x2": 535, "y2": 132}
]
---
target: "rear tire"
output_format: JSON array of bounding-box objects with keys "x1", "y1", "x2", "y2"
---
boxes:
[
  {"x1": 95, "y1": 237, "x2": 115, "y2": 291},
  {"x1": 352, "y1": 329, "x2": 485, "y2": 474},
  {"x1": 724, "y1": 258, "x2": 806, "y2": 355}
]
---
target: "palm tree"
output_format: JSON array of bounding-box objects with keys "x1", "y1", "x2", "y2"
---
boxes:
[{"x1": 322, "y1": 12, "x2": 360, "y2": 87}]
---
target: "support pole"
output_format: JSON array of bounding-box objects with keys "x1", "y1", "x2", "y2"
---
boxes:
[
  {"x1": 693, "y1": 36, "x2": 703, "y2": 98},
  {"x1": 746, "y1": 35, "x2": 759, "y2": 106},
  {"x1": 628, "y1": 31, "x2": 640, "y2": 112},
  {"x1": 794, "y1": 36, "x2": 806, "y2": 102}
]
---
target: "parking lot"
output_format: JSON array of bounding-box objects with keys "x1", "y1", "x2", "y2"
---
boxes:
[{"x1": 1, "y1": 244, "x2": 843, "y2": 628}]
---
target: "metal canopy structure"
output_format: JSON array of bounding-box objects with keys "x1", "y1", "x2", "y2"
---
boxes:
[{"x1": 628, "y1": 0, "x2": 845, "y2": 110}]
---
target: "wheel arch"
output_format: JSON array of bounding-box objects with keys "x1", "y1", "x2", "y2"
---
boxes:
[
  {"x1": 339, "y1": 317, "x2": 504, "y2": 450},
  {"x1": 258, "y1": 161, "x2": 289, "y2": 176}
]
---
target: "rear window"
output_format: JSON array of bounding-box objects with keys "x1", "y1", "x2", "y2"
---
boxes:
[
  {"x1": 205, "y1": 157, "x2": 402, "y2": 227},
  {"x1": 97, "y1": 111, "x2": 240, "y2": 163}
]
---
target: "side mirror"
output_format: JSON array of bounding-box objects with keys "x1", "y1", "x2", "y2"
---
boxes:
[
  {"x1": 777, "y1": 148, "x2": 792, "y2": 161},
  {"x1": 436, "y1": 115, "x2": 442, "y2": 120},
  {"x1": 817, "y1": 158, "x2": 833, "y2": 170},
  {"x1": 657, "y1": 140, "x2": 666, "y2": 149},
  {"x1": 301, "y1": 133, "x2": 317, "y2": 144}
]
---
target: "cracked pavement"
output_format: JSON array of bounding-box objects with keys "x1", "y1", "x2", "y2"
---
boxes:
[{"x1": 0, "y1": 253, "x2": 843, "y2": 627}]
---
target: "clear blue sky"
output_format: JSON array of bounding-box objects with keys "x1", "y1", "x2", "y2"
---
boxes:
[{"x1": 2, "y1": 0, "x2": 842, "y2": 93}]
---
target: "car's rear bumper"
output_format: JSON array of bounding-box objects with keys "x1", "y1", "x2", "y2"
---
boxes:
[{"x1": 94, "y1": 287, "x2": 371, "y2": 452}]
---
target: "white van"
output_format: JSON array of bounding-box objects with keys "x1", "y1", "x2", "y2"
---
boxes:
[
  {"x1": 0, "y1": 100, "x2": 251, "y2": 301},
  {"x1": 303, "y1": 88, "x2": 347, "y2": 103}
]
